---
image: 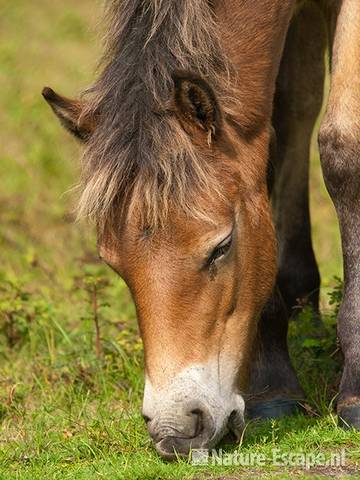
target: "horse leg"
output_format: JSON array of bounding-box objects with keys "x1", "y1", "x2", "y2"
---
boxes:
[
  {"x1": 247, "y1": 288, "x2": 304, "y2": 419},
  {"x1": 273, "y1": 2, "x2": 326, "y2": 317},
  {"x1": 247, "y1": 1, "x2": 326, "y2": 419},
  {"x1": 319, "y1": 0, "x2": 360, "y2": 429}
]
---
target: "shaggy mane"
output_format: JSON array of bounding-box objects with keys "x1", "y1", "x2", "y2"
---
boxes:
[{"x1": 79, "y1": 0, "x2": 235, "y2": 230}]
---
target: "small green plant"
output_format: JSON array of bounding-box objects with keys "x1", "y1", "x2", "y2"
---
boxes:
[
  {"x1": 328, "y1": 275, "x2": 343, "y2": 317},
  {"x1": 289, "y1": 277, "x2": 343, "y2": 414},
  {"x1": 74, "y1": 271, "x2": 110, "y2": 359},
  {"x1": 0, "y1": 278, "x2": 53, "y2": 349}
]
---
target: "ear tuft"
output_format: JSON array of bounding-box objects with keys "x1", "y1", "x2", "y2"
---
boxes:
[
  {"x1": 42, "y1": 86, "x2": 58, "y2": 102},
  {"x1": 42, "y1": 87, "x2": 93, "y2": 142},
  {"x1": 173, "y1": 72, "x2": 222, "y2": 138}
]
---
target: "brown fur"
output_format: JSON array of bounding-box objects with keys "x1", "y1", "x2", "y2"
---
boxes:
[
  {"x1": 78, "y1": 0, "x2": 239, "y2": 231},
  {"x1": 319, "y1": 0, "x2": 360, "y2": 417},
  {"x1": 93, "y1": 0, "x2": 295, "y2": 384},
  {"x1": 43, "y1": 0, "x2": 296, "y2": 402},
  {"x1": 43, "y1": 0, "x2": 360, "y2": 451},
  {"x1": 44, "y1": 0, "x2": 300, "y2": 456}
]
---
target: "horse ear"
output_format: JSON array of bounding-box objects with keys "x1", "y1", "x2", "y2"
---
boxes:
[
  {"x1": 173, "y1": 72, "x2": 222, "y2": 138},
  {"x1": 42, "y1": 87, "x2": 94, "y2": 142}
]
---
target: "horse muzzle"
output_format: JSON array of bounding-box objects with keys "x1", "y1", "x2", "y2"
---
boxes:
[{"x1": 142, "y1": 364, "x2": 245, "y2": 460}]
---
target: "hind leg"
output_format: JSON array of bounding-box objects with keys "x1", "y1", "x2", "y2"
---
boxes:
[
  {"x1": 248, "y1": 1, "x2": 326, "y2": 419},
  {"x1": 319, "y1": 0, "x2": 360, "y2": 429}
]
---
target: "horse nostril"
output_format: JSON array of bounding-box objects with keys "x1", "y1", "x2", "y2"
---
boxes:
[
  {"x1": 151, "y1": 405, "x2": 216, "y2": 459},
  {"x1": 228, "y1": 409, "x2": 244, "y2": 441},
  {"x1": 190, "y1": 408, "x2": 204, "y2": 436},
  {"x1": 190, "y1": 408, "x2": 202, "y2": 416},
  {"x1": 229, "y1": 410, "x2": 237, "y2": 421}
]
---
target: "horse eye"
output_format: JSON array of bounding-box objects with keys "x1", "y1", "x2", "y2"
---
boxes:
[{"x1": 208, "y1": 234, "x2": 233, "y2": 266}]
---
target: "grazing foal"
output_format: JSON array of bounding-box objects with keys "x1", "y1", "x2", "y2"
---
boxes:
[{"x1": 43, "y1": 0, "x2": 360, "y2": 459}]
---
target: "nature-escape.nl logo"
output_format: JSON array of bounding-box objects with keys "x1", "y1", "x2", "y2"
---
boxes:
[{"x1": 191, "y1": 448, "x2": 347, "y2": 468}]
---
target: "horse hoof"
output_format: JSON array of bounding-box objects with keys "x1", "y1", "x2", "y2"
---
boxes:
[
  {"x1": 338, "y1": 404, "x2": 360, "y2": 430},
  {"x1": 246, "y1": 398, "x2": 304, "y2": 420}
]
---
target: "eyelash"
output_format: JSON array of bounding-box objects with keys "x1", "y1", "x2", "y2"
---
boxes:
[{"x1": 208, "y1": 236, "x2": 233, "y2": 266}]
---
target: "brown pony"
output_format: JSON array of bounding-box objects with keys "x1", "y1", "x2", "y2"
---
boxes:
[{"x1": 43, "y1": 0, "x2": 360, "y2": 460}]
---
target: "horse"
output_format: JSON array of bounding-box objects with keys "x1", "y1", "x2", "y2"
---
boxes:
[{"x1": 42, "y1": 0, "x2": 360, "y2": 460}]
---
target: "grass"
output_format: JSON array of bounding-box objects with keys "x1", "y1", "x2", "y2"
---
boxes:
[{"x1": 0, "y1": 0, "x2": 358, "y2": 478}]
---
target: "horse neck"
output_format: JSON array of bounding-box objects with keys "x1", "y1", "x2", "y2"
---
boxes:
[{"x1": 218, "y1": 0, "x2": 295, "y2": 126}]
